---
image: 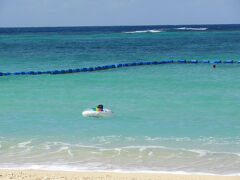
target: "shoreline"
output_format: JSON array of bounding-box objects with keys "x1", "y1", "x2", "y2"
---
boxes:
[
  {"x1": 0, "y1": 167, "x2": 239, "y2": 176},
  {"x1": 0, "y1": 169, "x2": 239, "y2": 180}
]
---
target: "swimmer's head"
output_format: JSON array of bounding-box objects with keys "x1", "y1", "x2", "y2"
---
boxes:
[
  {"x1": 212, "y1": 64, "x2": 216, "y2": 68},
  {"x1": 97, "y1": 104, "x2": 103, "y2": 109}
]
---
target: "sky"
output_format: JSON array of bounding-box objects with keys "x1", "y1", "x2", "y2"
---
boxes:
[{"x1": 0, "y1": 0, "x2": 239, "y2": 27}]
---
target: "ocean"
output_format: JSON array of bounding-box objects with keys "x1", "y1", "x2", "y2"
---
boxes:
[{"x1": 0, "y1": 24, "x2": 239, "y2": 175}]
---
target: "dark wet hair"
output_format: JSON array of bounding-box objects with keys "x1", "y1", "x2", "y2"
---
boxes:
[{"x1": 97, "y1": 104, "x2": 103, "y2": 108}]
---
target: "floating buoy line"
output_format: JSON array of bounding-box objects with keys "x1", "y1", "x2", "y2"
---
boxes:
[{"x1": 0, "y1": 60, "x2": 239, "y2": 76}]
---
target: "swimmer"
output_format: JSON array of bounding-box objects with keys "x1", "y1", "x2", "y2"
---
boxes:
[
  {"x1": 96, "y1": 104, "x2": 103, "y2": 111},
  {"x1": 212, "y1": 64, "x2": 216, "y2": 68}
]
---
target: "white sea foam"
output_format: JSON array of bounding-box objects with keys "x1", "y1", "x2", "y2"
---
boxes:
[
  {"x1": 1, "y1": 139, "x2": 239, "y2": 175},
  {"x1": 180, "y1": 148, "x2": 240, "y2": 158},
  {"x1": 17, "y1": 140, "x2": 32, "y2": 148},
  {"x1": 176, "y1": 27, "x2": 208, "y2": 31},
  {"x1": 125, "y1": 137, "x2": 135, "y2": 141},
  {"x1": 67, "y1": 150, "x2": 73, "y2": 157},
  {"x1": 183, "y1": 149, "x2": 208, "y2": 157},
  {"x1": 44, "y1": 144, "x2": 51, "y2": 150},
  {"x1": 92, "y1": 135, "x2": 121, "y2": 144},
  {"x1": 121, "y1": 145, "x2": 167, "y2": 150},
  {"x1": 148, "y1": 151, "x2": 153, "y2": 156},
  {"x1": 124, "y1": 29, "x2": 163, "y2": 34},
  {"x1": 0, "y1": 164, "x2": 239, "y2": 176},
  {"x1": 144, "y1": 136, "x2": 240, "y2": 146},
  {"x1": 144, "y1": 136, "x2": 192, "y2": 141},
  {"x1": 98, "y1": 145, "x2": 240, "y2": 158},
  {"x1": 55, "y1": 146, "x2": 74, "y2": 157},
  {"x1": 74, "y1": 144, "x2": 99, "y2": 149},
  {"x1": 52, "y1": 141, "x2": 71, "y2": 146},
  {"x1": 56, "y1": 146, "x2": 69, "y2": 152}
]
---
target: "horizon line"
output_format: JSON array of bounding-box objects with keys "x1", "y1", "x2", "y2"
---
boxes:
[{"x1": 0, "y1": 23, "x2": 239, "y2": 29}]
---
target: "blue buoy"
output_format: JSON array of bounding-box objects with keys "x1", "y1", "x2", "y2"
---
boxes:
[
  {"x1": 137, "y1": 62, "x2": 143, "y2": 65},
  {"x1": 73, "y1": 68, "x2": 80, "y2": 72},
  {"x1": 103, "y1": 65, "x2": 109, "y2": 69},
  {"x1": 224, "y1": 60, "x2": 233, "y2": 63},
  {"x1": 52, "y1": 70, "x2": 60, "y2": 74},
  {"x1": 108, "y1": 64, "x2": 115, "y2": 68},
  {"x1": 202, "y1": 60, "x2": 210, "y2": 63},
  {"x1": 27, "y1": 71, "x2": 35, "y2": 75},
  {"x1": 151, "y1": 61, "x2": 158, "y2": 64},
  {"x1": 123, "y1": 63, "x2": 130, "y2": 66},
  {"x1": 165, "y1": 60, "x2": 173, "y2": 63},
  {"x1": 14, "y1": 72, "x2": 21, "y2": 75},
  {"x1": 95, "y1": 66, "x2": 102, "y2": 70},
  {"x1": 159, "y1": 61, "x2": 166, "y2": 64},
  {"x1": 190, "y1": 60, "x2": 198, "y2": 63},
  {"x1": 211, "y1": 60, "x2": 221, "y2": 63},
  {"x1": 117, "y1": 64, "x2": 123, "y2": 67},
  {"x1": 130, "y1": 62, "x2": 137, "y2": 66},
  {"x1": 80, "y1": 68, "x2": 87, "y2": 71},
  {"x1": 3, "y1": 72, "x2": 11, "y2": 76},
  {"x1": 87, "y1": 67, "x2": 94, "y2": 71},
  {"x1": 178, "y1": 60, "x2": 186, "y2": 63}
]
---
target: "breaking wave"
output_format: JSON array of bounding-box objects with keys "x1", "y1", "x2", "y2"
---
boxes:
[
  {"x1": 124, "y1": 29, "x2": 164, "y2": 34},
  {"x1": 176, "y1": 27, "x2": 208, "y2": 31},
  {"x1": 123, "y1": 27, "x2": 208, "y2": 34},
  {"x1": 0, "y1": 136, "x2": 239, "y2": 174}
]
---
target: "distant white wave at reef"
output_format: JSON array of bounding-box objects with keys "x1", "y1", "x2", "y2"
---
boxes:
[
  {"x1": 176, "y1": 27, "x2": 208, "y2": 31},
  {"x1": 124, "y1": 29, "x2": 164, "y2": 34}
]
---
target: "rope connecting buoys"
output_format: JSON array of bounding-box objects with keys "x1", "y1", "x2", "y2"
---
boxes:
[{"x1": 0, "y1": 60, "x2": 239, "y2": 77}]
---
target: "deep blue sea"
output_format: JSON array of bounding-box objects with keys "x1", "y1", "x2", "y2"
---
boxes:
[{"x1": 0, "y1": 24, "x2": 239, "y2": 175}]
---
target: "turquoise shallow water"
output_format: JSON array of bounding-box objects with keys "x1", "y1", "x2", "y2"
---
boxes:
[{"x1": 0, "y1": 25, "x2": 240, "y2": 174}]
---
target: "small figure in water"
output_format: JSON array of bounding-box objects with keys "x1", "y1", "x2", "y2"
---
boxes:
[
  {"x1": 96, "y1": 104, "x2": 104, "y2": 111},
  {"x1": 212, "y1": 64, "x2": 216, "y2": 68}
]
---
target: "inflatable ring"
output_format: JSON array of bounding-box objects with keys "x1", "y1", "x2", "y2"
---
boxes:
[{"x1": 82, "y1": 108, "x2": 113, "y2": 118}]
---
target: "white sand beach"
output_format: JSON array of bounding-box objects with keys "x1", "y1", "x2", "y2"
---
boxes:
[{"x1": 0, "y1": 170, "x2": 239, "y2": 180}]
